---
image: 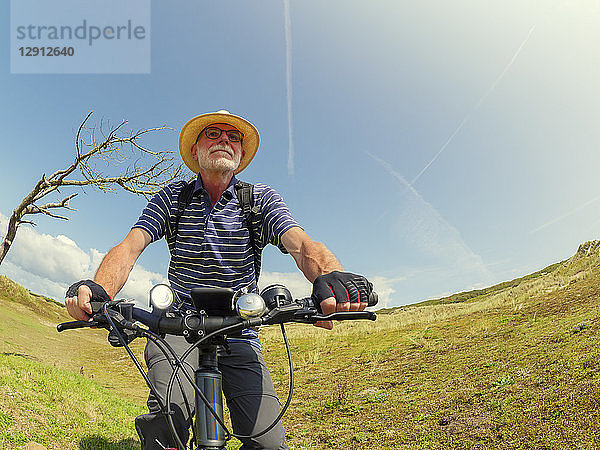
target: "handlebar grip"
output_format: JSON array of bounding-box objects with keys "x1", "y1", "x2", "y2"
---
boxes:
[
  {"x1": 57, "y1": 320, "x2": 98, "y2": 332},
  {"x1": 303, "y1": 291, "x2": 379, "y2": 308},
  {"x1": 368, "y1": 291, "x2": 378, "y2": 307}
]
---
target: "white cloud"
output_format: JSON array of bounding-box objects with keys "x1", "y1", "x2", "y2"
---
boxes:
[
  {"x1": 0, "y1": 212, "x2": 166, "y2": 303},
  {"x1": 10, "y1": 229, "x2": 95, "y2": 282},
  {"x1": 119, "y1": 263, "x2": 168, "y2": 306},
  {"x1": 368, "y1": 275, "x2": 399, "y2": 308},
  {"x1": 1, "y1": 259, "x2": 71, "y2": 300},
  {"x1": 258, "y1": 270, "x2": 311, "y2": 299}
]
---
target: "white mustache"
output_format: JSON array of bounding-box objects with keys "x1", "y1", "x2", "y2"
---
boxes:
[{"x1": 211, "y1": 144, "x2": 233, "y2": 156}]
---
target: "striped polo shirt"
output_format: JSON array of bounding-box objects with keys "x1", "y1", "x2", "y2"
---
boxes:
[{"x1": 132, "y1": 174, "x2": 299, "y2": 348}]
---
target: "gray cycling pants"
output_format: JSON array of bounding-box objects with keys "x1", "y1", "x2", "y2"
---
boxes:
[{"x1": 136, "y1": 335, "x2": 288, "y2": 449}]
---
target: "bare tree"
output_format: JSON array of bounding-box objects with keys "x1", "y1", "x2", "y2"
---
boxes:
[{"x1": 0, "y1": 111, "x2": 185, "y2": 265}]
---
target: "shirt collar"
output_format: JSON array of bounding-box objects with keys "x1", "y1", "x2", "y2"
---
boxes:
[{"x1": 194, "y1": 173, "x2": 238, "y2": 199}]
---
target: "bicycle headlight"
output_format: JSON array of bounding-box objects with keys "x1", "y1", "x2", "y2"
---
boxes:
[
  {"x1": 149, "y1": 284, "x2": 174, "y2": 311},
  {"x1": 260, "y1": 284, "x2": 293, "y2": 310}
]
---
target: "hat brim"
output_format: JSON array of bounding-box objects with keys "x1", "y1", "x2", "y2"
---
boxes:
[{"x1": 179, "y1": 111, "x2": 260, "y2": 174}]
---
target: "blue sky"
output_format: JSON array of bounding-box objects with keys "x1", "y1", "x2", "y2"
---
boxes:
[{"x1": 1, "y1": 0, "x2": 599, "y2": 307}]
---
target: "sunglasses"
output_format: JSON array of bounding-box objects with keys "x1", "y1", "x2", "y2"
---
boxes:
[{"x1": 197, "y1": 126, "x2": 244, "y2": 143}]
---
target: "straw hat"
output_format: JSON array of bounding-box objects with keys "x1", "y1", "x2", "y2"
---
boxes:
[{"x1": 179, "y1": 110, "x2": 260, "y2": 174}]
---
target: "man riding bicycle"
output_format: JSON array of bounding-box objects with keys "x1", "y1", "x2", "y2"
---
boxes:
[{"x1": 65, "y1": 110, "x2": 373, "y2": 449}]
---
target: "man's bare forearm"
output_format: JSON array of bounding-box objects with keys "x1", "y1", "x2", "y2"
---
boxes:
[
  {"x1": 93, "y1": 243, "x2": 136, "y2": 298},
  {"x1": 93, "y1": 229, "x2": 149, "y2": 298},
  {"x1": 296, "y1": 239, "x2": 343, "y2": 283},
  {"x1": 282, "y1": 227, "x2": 343, "y2": 283}
]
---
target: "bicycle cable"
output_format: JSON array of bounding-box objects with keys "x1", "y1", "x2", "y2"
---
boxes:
[
  {"x1": 165, "y1": 322, "x2": 246, "y2": 447},
  {"x1": 232, "y1": 323, "x2": 294, "y2": 441},
  {"x1": 143, "y1": 330, "x2": 198, "y2": 447},
  {"x1": 101, "y1": 304, "x2": 185, "y2": 448},
  {"x1": 104, "y1": 306, "x2": 296, "y2": 449}
]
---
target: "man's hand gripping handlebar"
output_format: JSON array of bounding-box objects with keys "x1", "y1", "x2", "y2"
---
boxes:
[{"x1": 64, "y1": 280, "x2": 112, "y2": 322}]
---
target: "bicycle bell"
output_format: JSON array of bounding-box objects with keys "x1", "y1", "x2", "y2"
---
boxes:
[
  {"x1": 149, "y1": 283, "x2": 175, "y2": 311},
  {"x1": 235, "y1": 292, "x2": 267, "y2": 319}
]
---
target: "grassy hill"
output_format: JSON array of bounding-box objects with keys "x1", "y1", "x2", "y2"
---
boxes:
[
  {"x1": 1, "y1": 241, "x2": 600, "y2": 448},
  {"x1": 0, "y1": 276, "x2": 147, "y2": 449}
]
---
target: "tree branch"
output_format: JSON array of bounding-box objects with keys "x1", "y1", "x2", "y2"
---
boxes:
[{"x1": 0, "y1": 111, "x2": 185, "y2": 266}]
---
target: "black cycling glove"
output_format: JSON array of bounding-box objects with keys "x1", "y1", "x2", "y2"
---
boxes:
[
  {"x1": 66, "y1": 279, "x2": 112, "y2": 304},
  {"x1": 311, "y1": 271, "x2": 373, "y2": 312}
]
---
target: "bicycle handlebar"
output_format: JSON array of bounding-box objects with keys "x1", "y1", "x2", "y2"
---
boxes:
[{"x1": 57, "y1": 298, "x2": 377, "y2": 336}]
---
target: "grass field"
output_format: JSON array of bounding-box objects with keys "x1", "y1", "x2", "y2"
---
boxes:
[{"x1": 1, "y1": 241, "x2": 599, "y2": 449}]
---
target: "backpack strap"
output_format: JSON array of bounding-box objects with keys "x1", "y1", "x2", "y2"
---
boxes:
[
  {"x1": 173, "y1": 180, "x2": 196, "y2": 241},
  {"x1": 234, "y1": 181, "x2": 262, "y2": 284},
  {"x1": 171, "y1": 181, "x2": 195, "y2": 280},
  {"x1": 174, "y1": 181, "x2": 196, "y2": 235}
]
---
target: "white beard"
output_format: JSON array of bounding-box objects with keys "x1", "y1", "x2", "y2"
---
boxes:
[{"x1": 199, "y1": 143, "x2": 241, "y2": 172}]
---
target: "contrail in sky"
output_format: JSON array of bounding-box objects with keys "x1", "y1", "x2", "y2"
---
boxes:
[
  {"x1": 530, "y1": 194, "x2": 600, "y2": 234},
  {"x1": 283, "y1": 0, "x2": 294, "y2": 176},
  {"x1": 367, "y1": 151, "x2": 491, "y2": 281},
  {"x1": 411, "y1": 24, "x2": 537, "y2": 186}
]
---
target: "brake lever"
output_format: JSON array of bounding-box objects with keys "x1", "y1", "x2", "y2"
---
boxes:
[
  {"x1": 57, "y1": 320, "x2": 101, "y2": 332},
  {"x1": 261, "y1": 303, "x2": 304, "y2": 325},
  {"x1": 292, "y1": 310, "x2": 377, "y2": 324}
]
